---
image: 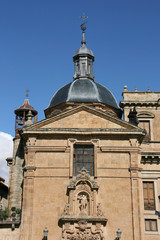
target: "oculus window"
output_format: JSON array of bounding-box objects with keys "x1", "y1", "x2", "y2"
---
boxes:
[{"x1": 73, "y1": 145, "x2": 94, "y2": 176}]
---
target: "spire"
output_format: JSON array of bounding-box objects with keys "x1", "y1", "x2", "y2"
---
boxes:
[
  {"x1": 81, "y1": 31, "x2": 86, "y2": 46},
  {"x1": 73, "y1": 14, "x2": 94, "y2": 81},
  {"x1": 80, "y1": 13, "x2": 88, "y2": 46}
]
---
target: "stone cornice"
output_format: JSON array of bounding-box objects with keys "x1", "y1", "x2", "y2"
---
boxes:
[
  {"x1": 120, "y1": 101, "x2": 159, "y2": 107},
  {"x1": 141, "y1": 152, "x2": 160, "y2": 164},
  {"x1": 100, "y1": 146, "x2": 141, "y2": 153},
  {"x1": 25, "y1": 146, "x2": 68, "y2": 152},
  {"x1": 20, "y1": 128, "x2": 145, "y2": 143},
  {"x1": 21, "y1": 127, "x2": 145, "y2": 134}
]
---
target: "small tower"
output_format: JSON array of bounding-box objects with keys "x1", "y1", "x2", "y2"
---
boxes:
[
  {"x1": 14, "y1": 90, "x2": 38, "y2": 137},
  {"x1": 73, "y1": 15, "x2": 94, "y2": 81}
]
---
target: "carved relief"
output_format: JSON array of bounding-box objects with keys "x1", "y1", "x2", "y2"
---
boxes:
[
  {"x1": 62, "y1": 221, "x2": 104, "y2": 240},
  {"x1": 59, "y1": 169, "x2": 107, "y2": 240}
]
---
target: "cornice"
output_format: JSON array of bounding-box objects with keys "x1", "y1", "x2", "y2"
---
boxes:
[
  {"x1": 21, "y1": 127, "x2": 145, "y2": 135},
  {"x1": 141, "y1": 152, "x2": 160, "y2": 164},
  {"x1": 120, "y1": 101, "x2": 159, "y2": 107}
]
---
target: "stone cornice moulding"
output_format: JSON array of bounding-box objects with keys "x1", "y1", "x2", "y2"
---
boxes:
[
  {"x1": 120, "y1": 101, "x2": 160, "y2": 107},
  {"x1": 25, "y1": 146, "x2": 68, "y2": 152},
  {"x1": 141, "y1": 152, "x2": 160, "y2": 164},
  {"x1": 100, "y1": 146, "x2": 141, "y2": 153},
  {"x1": 21, "y1": 128, "x2": 145, "y2": 135}
]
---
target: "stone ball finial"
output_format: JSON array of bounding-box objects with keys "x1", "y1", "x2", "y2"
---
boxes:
[{"x1": 123, "y1": 85, "x2": 128, "y2": 92}]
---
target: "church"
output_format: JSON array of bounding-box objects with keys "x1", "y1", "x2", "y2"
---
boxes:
[{"x1": 0, "y1": 22, "x2": 160, "y2": 240}]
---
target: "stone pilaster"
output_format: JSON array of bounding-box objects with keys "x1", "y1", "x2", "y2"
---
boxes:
[{"x1": 129, "y1": 148, "x2": 144, "y2": 240}]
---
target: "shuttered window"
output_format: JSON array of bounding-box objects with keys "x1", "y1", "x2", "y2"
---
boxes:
[
  {"x1": 73, "y1": 145, "x2": 94, "y2": 176},
  {"x1": 145, "y1": 219, "x2": 157, "y2": 231},
  {"x1": 143, "y1": 182, "x2": 155, "y2": 210}
]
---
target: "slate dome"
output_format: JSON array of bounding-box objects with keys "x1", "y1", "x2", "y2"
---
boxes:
[
  {"x1": 73, "y1": 45, "x2": 94, "y2": 59},
  {"x1": 46, "y1": 27, "x2": 121, "y2": 116},
  {"x1": 48, "y1": 79, "x2": 120, "y2": 110}
]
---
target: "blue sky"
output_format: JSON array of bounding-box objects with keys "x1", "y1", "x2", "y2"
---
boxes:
[{"x1": 0, "y1": 0, "x2": 160, "y2": 137}]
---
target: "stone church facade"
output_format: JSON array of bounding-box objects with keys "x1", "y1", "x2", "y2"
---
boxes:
[{"x1": 0, "y1": 26, "x2": 160, "y2": 240}]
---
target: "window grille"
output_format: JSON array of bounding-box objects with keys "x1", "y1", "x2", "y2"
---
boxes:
[{"x1": 73, "y1": 145, "x2": 94, "y2": 176}]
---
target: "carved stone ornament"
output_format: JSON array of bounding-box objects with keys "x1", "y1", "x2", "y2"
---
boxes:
[
  {"x1": 61, "y1": 221, "x2": 104, "y2": 240},
  {"x1": 67, "y1": 168, "x2": 99, "y2": 191},
  {"x1": 59, "y1": 169, "x2": 107, "y2": 240}
]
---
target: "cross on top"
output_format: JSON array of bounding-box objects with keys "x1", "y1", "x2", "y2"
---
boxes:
[
  {"x1": 80, "y1": 13, "x2": 88, "y2": 32},
  {"x1": 80, "y1": 13, "x2": 88, "y2": 23},
  {"x1": 26, "y1": 89, "x2": 29, "y2": 98}
]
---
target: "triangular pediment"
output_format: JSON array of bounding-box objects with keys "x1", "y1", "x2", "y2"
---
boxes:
[{"x1": 25, "y1": 105, "x2": 141, "y2": 131}]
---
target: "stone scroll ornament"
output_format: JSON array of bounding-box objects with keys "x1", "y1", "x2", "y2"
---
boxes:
[{"x1": 59, "y1": 168, "x2": 107, "y2": 240}]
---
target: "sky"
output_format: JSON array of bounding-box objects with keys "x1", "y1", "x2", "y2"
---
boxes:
[{"x1": 0, "y1": 0, "x2": 160, "y2": 180}]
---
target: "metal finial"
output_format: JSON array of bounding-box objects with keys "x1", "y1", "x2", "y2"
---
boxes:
[
  {"x1": 26, "y1": 89, "x2": 29, "y2": 98},
  {"x1": 80, "y1": 13, "x2": 88, "y2": 32}
]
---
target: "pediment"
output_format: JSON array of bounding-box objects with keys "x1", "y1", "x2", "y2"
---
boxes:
[
  {"x1": 137, "y1": 111, "x2": 155, "y2": 118},
  {"x1": 26, "y1": 105, "x2": 140, "y2": 131}
]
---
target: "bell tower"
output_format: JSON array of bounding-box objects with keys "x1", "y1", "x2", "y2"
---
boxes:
[
  {"x1": 8, "y1": 90, "x2": 38, "y2": 209},
  {"x1": 14, "y1": 90, "x2": 38, "y2": 137}
]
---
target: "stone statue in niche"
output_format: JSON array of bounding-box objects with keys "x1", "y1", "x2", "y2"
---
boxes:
[
  {"x1": 59, "y1": 169, "x2": 107, "y2": 240},
  {"x1": 78, "y1": 193, "x2": 88, "y2": 215}
]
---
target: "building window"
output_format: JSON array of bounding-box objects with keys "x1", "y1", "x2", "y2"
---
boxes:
[
  {"x1": 73, "y1": 145, "x2": 94, "y2": 176},
  {"x1": 145, "y1": 219, "x2": 157, "y2": 231},
  {"x1": 139, "y1": 120, "x2": 150, "y2": 142},
  {"x1": 143, "y1": 182, "x2": 155, "y2": 210}
]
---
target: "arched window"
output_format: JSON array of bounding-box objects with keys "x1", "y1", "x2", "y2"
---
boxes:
[{"x1": 73, "y1": 145, "x2": 94, "y2": 176}]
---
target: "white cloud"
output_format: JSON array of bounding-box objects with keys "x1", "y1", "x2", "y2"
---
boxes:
[{"x1": 0, "y1": 132, "x2": 13, "y2": 183}]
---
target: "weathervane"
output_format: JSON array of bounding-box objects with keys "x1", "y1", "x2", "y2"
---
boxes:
[
  {"x1": 26, "y1": 89, "x2": 29, "y2": 98},
  {"x1": 80, "y1": 13, "x2": 88, "y2": 32}
]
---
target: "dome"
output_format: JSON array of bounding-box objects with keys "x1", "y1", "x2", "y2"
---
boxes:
[
  {"x1": 73, "y1": 45, "x2": 94, "y2": 60},
  {"x1": 48, "y1": 79, "x2": 120, "y2": 110}
]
